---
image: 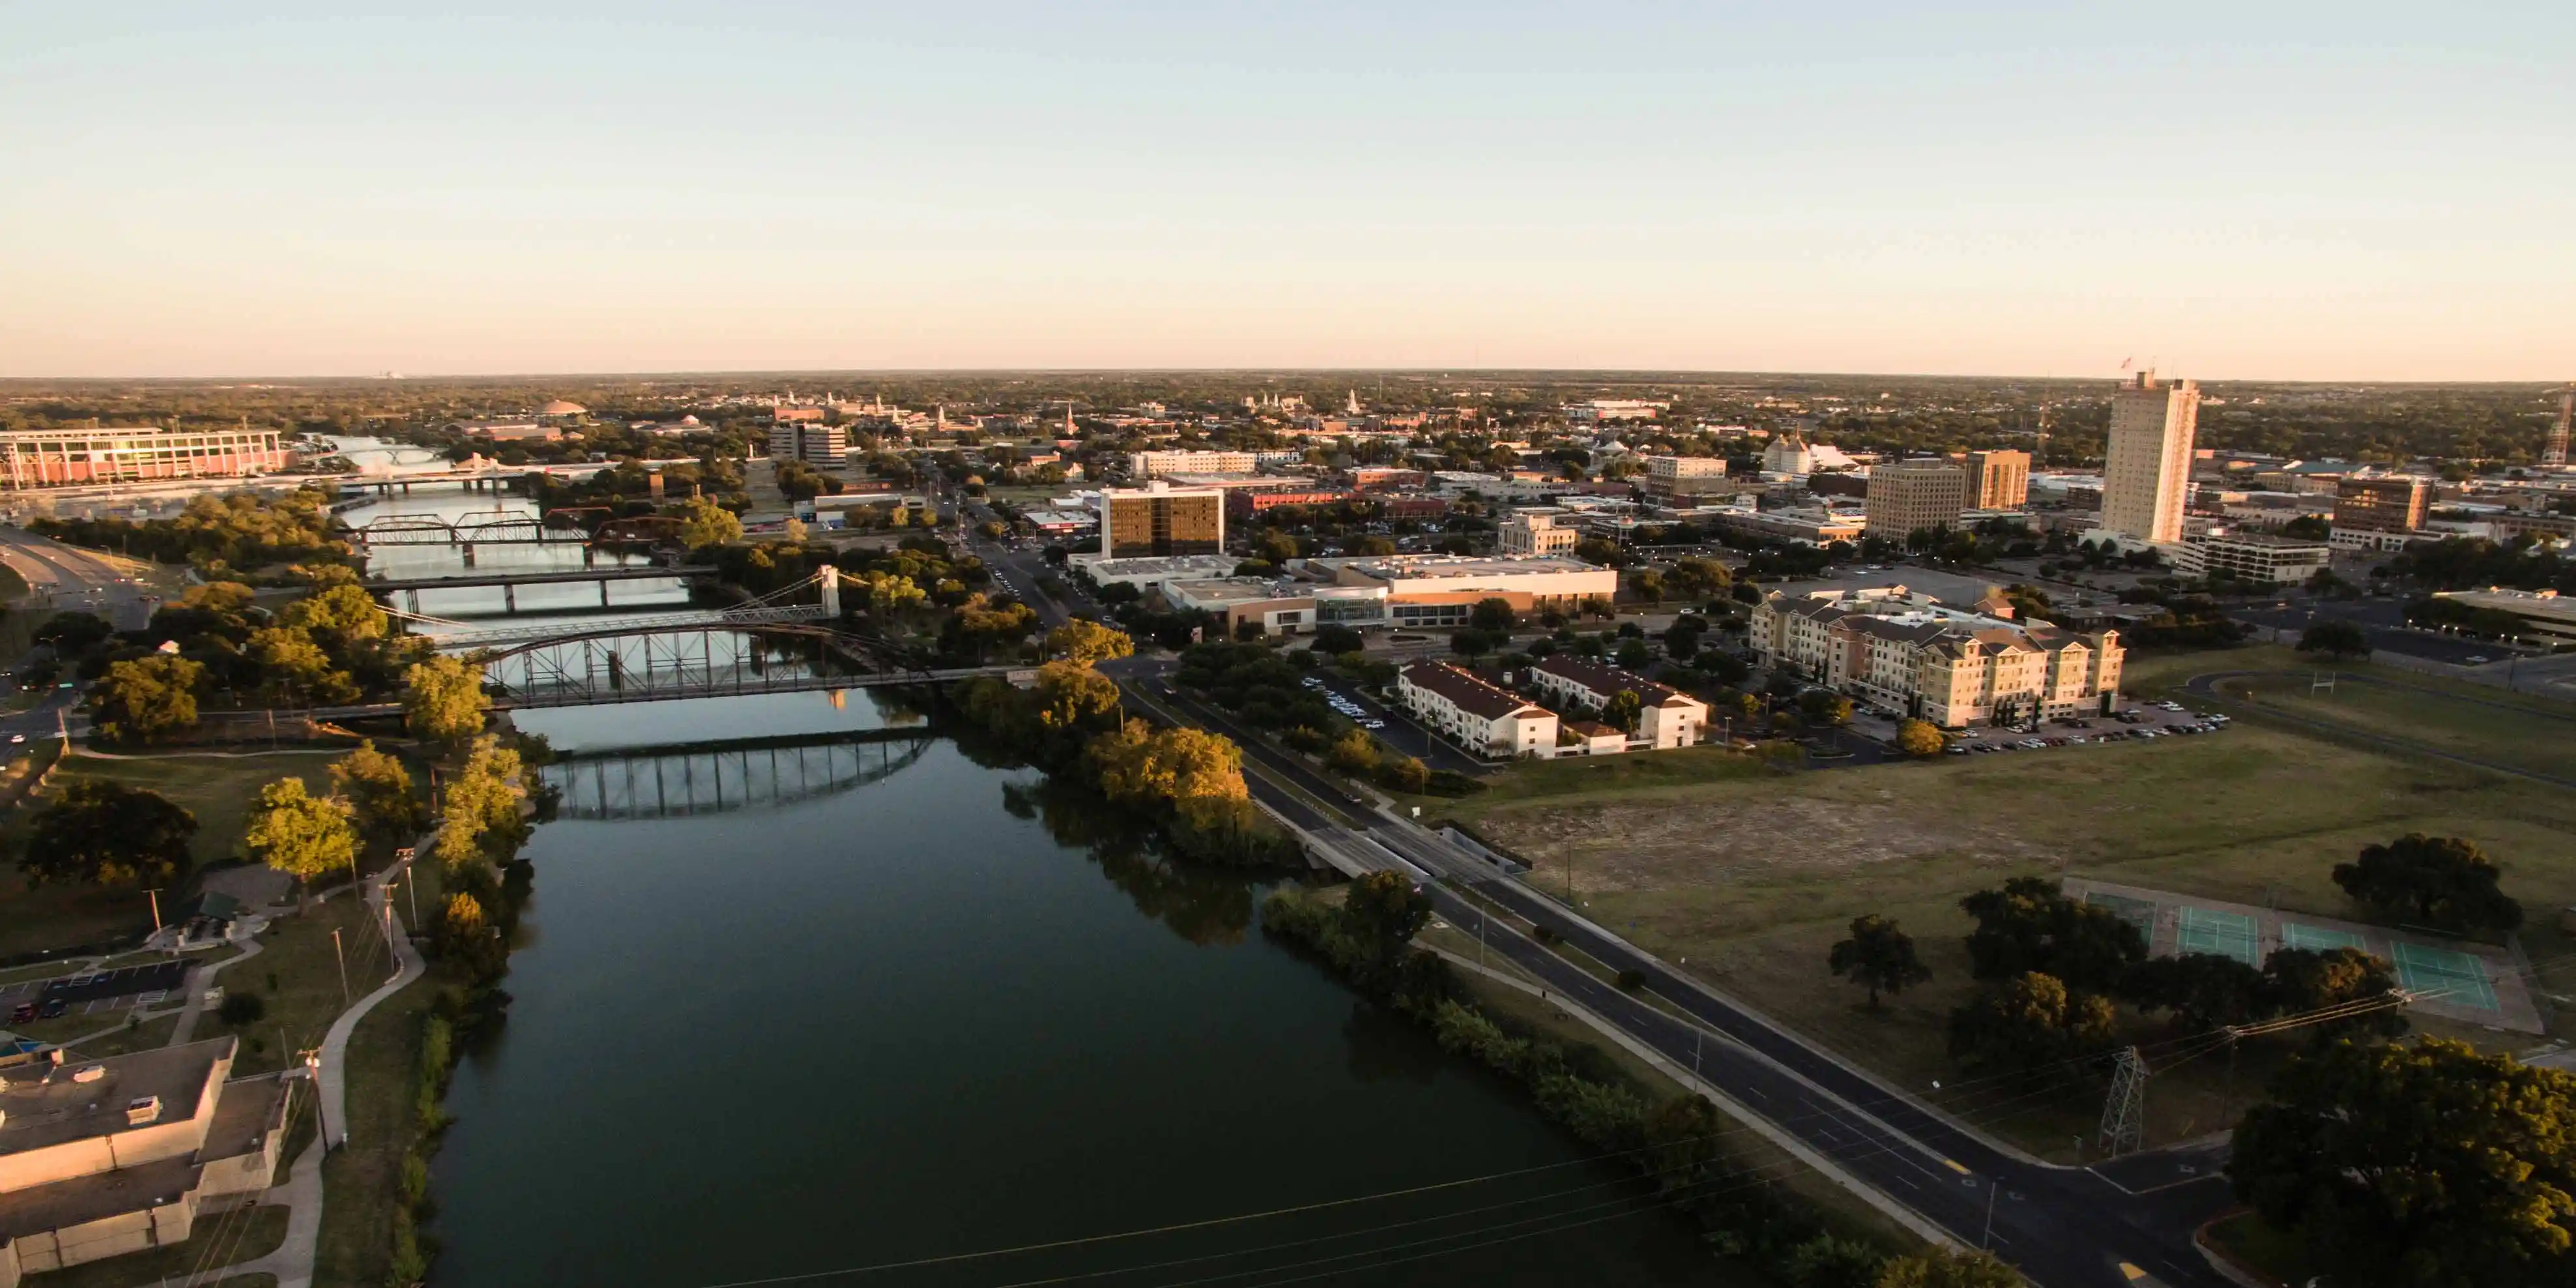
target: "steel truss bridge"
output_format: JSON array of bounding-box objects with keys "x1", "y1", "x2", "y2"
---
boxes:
[
  {"x1": 479, "y1": 621, "x2": 1013, "y2": 710},
  {"x1": 345, "y1": 513, "x2": 687, "y2": 548},
  {"x1": 540, "y1": 727, "x2": 936, "y2": 821}
]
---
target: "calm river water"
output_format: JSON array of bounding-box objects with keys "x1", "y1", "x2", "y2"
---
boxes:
[{"x1": 340, "y1": 473, "x2": 1715, "y2": 1286}]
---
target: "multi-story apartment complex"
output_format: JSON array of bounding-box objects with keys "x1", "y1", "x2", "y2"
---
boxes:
[
  {"x1": 1643, "y1": 455, "x2": 1736, "y2": 498},
  {"x1": 1127, "y1": 450, "x2": 1258, "y2": 478},
  {"x1": 1749, "y1": 586, "x2": 2124, "y2": 727},
  {"x1": 0, "y1": 1038, "x2": 290, "y2": 1282},
  {"x1": 766, "y1": 422, "x2": 849, "y2": 467},
  {"x1": 1497, "y1": 509, "x2": 1579, "y2": 555},
  {"x1": 0, "y1": 428, "x2": 291, "y2": 489},
  {"x1": 1567, "y1": 400, "x2": 1666, "y2": 422},
  {"x1": 1523, "y1": 656, "x2": 1707, "y2": 749},
  {"x1": 1100, "y1": 482, "x2": 1226, "y2": 559},
  {"x1": 2101, "y1": 371, "x2": 2200, "y2": 544},
  {"x1": 2169, "y1": 531, "x2": 2332, "y2": 585},
  {"x1": 1397, "y1": 662, "x2": 1559, "y2": 758},
  {"x1": 1863, "y1": 459, "x2": 1968, "y2": 538},
  {"x1": 1961, "y1": 450, "x2": 2031, "y2": 510},
  {"x1": 2330, "y1": 476, "x2": 2431, "y2": 551}
]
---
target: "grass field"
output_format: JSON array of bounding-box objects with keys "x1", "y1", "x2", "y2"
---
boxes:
[{"x1": 1430, "y1": 664, "x2": 2576, "y2": 1159}]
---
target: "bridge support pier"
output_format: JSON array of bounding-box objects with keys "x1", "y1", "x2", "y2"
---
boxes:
[
  {"x1": 598, "y1": 579, "x2": 611, "y2": 607},
  {"x1": 461, "y1": 543, "x2": 476, "y2": 567},
  {"x1": 504, "y1": 583, "x2": 517, "y2": 613},
  {"x1": 583, "y1": 544, "x2": 596, "y2": 568},
  {"x1": 820, "y1": 565, "x2": 840, "y2": 617}
]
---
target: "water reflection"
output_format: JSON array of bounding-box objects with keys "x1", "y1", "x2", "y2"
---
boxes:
[{"x1": 1000, "y1": 778, "x2": 1254, "y2": 948}]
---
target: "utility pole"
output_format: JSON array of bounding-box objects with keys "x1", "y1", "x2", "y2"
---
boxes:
[
  {"x1": 145, "y1": 887, "x2": 163, "y2": 934},
  {"x1": 330, "y1": 928, "x2": 350, "y2": 1009},
  {"x1": 1981, "y1": 1176, "x2": 1998, "y2": 1250},
  {"x1": 303, "y1": 1047, "x2": 332, "y2": 1152}
]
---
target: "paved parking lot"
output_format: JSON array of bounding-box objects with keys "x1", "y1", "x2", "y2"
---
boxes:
[
  {"x1": 0, "y1": 961, "x2": 188, "y2": 1020},
  {"x1": 1301, "y1": 675, "x2": 1484, "y2": 774},
  {"x1": 1845, "y1": 698, "x2": 2231, "y2": 759}
]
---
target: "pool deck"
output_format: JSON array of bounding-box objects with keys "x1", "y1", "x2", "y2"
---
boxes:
[{"x1": 2062, "y1": 875, "x2": 2544, "y2": 1034}]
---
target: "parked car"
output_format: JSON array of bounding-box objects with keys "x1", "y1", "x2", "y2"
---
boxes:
[
  {"x1": 8, "y1": 1003, "x2": 35, "y2": 1025},
  {"x1": 37, "y1": 999, "x2": 66, "y2": 1019}
]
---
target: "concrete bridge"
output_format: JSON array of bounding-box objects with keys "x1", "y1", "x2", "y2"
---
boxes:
[{"x1": 365, "y1": 564, "x2": 714, "y2": 613}]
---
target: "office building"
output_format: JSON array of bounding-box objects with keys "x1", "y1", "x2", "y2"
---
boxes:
[
  {"x1": 2102, "y1": 372, "x2": 2199, "y2": 544},
  {"x1": 1497, "y1": 509, "x2": 1579, "y2": 556},
  {"x1": 2169, "y1": 532, "x2": 2332, "y2": 585},
  {"x1": 2332, "y1": 476, "x2": 2430, "y2": 534},
  {"x1": 766, "y1": 422, "x2": 848, "y2": 467},
  {"x1": 1100, "y1": 482, "x2": 1226, "y2": 559},
  {"x1": 1863, "y1": 459, "x2": 1968, "y2": 538},
  {"x1": 1750, "y1": 586, "x2": 2124, "y2": 727},
  {"x1": 0, "y1": 1038, "x2": 290, "y2": 1282},
  {"x1": 1312, "y1": 554, "x2": 1617, "y2": 610},
  {"x1": 1961, "y1": 450, "x2": 2031, "y2": 509},
  {"x1": 1523, "y1": 656, "x2": 1707, "y2": 749},
  {"x1": 1566, "y1": 400, "x2": 1666, "y2": 422},
  {"x1": 1643, "y1": 455, "x2": 1736, "y2": 498},
  {"x1": 1127, "y1": 450, "x2": 1258, "y2": 479},
  {"x1": 1397, "y1": 662, "x2": 1560, "y2": 758},
  {"x1": 0, "y1": 428, "x2": 292, "y2": 490}
]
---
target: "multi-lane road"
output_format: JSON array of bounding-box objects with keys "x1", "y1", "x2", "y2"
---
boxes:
[{"x1": 0, "y1": 526, "x2": 166, "y2": 631}]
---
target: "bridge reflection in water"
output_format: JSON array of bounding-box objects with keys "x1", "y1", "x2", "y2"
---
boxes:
[{"x1": 540, "y1": 727, "x2": 936, "y2": 821}]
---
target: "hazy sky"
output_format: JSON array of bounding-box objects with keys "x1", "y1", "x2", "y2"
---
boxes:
[{"x1": 4, "y1": 3, "x2": 2569, "y2": 380}]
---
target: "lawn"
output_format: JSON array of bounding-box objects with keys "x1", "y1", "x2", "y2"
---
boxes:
[
  {"x1": 205, "y1": 888, "x2": 408, "y2": 1076},
  {"x1": 2207, "y1": 672, "x2": 2576, "y2": 782},
  {"x1": 64, "y1": 754, "x2": 341, "y2": 871},
  {"x1": 1432, "y1": 697, "x2": 2576, "y2": 1160}
]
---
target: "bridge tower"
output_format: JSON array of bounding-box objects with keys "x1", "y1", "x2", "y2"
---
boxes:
[{"x1": 820, "y1": 565, "x2": 841, "y2": 617}]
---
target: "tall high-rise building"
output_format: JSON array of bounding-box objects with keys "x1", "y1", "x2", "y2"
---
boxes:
[
  {"x1": 1101, "y1": 482, "x2": 1226, "y2": 558},
  {"x1": 2101, "y1": 371, "x2": 2199, "y2": 544},
  {"x1": 1863, "y1": 459, "x2": 1968, "y2": 538},
  {"x1": 1961, "y1": 450, "x2": 2031, "y2": 509}
]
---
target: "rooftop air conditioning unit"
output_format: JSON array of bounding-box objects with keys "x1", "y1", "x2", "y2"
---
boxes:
[
  {"x1": 70, "y1": 1064, "x2": 106, "y2": 1084},
  {"x1": 126, "y1": 1096, "x2": 162, "y2": 1126}
]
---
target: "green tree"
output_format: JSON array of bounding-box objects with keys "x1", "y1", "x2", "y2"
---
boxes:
[
  {"x1": 1342, "y1": 870, "x2": 1432, "y2": 965},
  {"x1": 1029, "y1": 660, "x2": 1122, "y2": 733},
  {"x1": 402, "y1": 654, "x2": 489, "y2": 745},
  {"x1": 2123, "y1": 952, "x2": 2273, "y2": 1029},
  {"x1": 281, "y1": 583, "x2": 388, "y2": 647},
  {"x1": 2261, "y1": 946, "x2": 2409, "y2": 1042},
  {"x1": 678, "y1": 496, "x2": 743, "y2": 549},
  {"x1": 1047, "y1": 618, "x2": 1136, "y2": 666},
  {"x1": 1469, "y1": 597, "x2": 1516, "y2": 633},
  {"x1": 1798, "y1": 690, "x2": 1853, "y2": 726},
  {"x1": 1829, "y1": 915, "x2": 1932, "y2": 1008},
  {"x1": 90, "y1": 654, "x2": 203, "y2": 746},
  {"x1": 1310, "y1": 624, "x2": 1365, "y2": 654},
  {"x1": 1872, "y1": 1248, "x2": 2023, "y2": 1288},
  {"x1": 330, "y1": 740, "x2": 425, "y2": 845},
  {"x1": 1085, "y1": 720, "x2": 1248, "y2": 808},
  {"x1": 1960, "y1": 876, "x2": 2146, "y2": 993},
  {"x1": 2334, "y1": 833, "x2": 2521, "y2": 933},
  {"x1": 1602, "y1": 689, "x2": 1643, "y2": 733},
  {"x1": 1325, "y1": 729, "x2": 1381, "y2": 776},
  {"x1": 1627, "y1": 567, "x2": 1665, "y2": 602},
  {"x1": 16, "y1": 780, "x2": 197, "y2": 887},
  {"x1": 2296, "y1": 619, "x2": 2371, "y2": 659},
  {"x1": 242, "y1": 777, "x2": 358, "y2": 888},
  {"x1": 1895, "y1": 718, "x2": 1945, "y2": 757},
  {"x1": 1947, "y1": 971, "x2": 2115, "y2": 1074},
  {"x1": 435, "y1": 735, "x2": 530, "y2": 870},
  {"x1": 2230, "y1": 1038, "x2": 2576, "y2": 1287}
]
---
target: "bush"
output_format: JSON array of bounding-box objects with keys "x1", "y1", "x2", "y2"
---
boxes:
[{"x1": 217, "y1": 991, "x2": 267, "y2": 1026}]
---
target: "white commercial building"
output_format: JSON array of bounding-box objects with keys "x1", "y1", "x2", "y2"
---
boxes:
[
  {"x1": 2169, "y1": 532, "x2": 2332, "y2": 585},
  {"x1": 1497, "y1": 509, "x2": 1579, "y2": 556},
  {"x1": 2102, "y1": 371, "x2": 2200, "y2": 544},
  {"x1": 1312, "y1": 554, "x2": 1619, "y2": 609}
]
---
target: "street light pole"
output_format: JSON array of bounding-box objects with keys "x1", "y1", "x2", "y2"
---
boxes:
[{"x1": 330, "y1": 928, "x2": 350, "y2": 1009}]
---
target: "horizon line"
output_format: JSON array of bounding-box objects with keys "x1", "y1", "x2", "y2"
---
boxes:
[{"x1": 2, "y1": 366, "x2": 2567, "y2": 388}]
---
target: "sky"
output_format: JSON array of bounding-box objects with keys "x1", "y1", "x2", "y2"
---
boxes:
[{"x1": 3, "y1": 3, "x2": 2571, "y2": 381}]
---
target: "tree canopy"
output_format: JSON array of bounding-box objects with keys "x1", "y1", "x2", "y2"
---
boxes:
[
  {"x1": 1894, "y1": 718, "x2": 1945, "y2": 757},
  {"x1": 89, "y1": 654, "x2": 203, "y2": 746},
  {"x1": 403, "y1": 654, "x2": 490, "y2": 745},
  {"x1": 2333, "y1": 833, "x2": 2522, "y2": 933},
  {"x1": 2230, "y1": 1038, "x2": 2576, "y2": 1287},
  {"x1": 678, "y1": 496, "x2": 744, "y2": 549},
  {"x1": 330, "y1": 740, "x2": 425, "y2": 844},
  {"x1": 1946, "y1": 971, "x2": 2115, "y2": 1074},
  {"x1": 1047, "y1": 618, "x2": 1135, "y2": 666},
  {"x1": 1871, "y1": 1248, "x2": 2023, "y2": 1288},
  {"x1": 2296, "y1": 619, "x2": 2371, "y2": 659},
  {"x1": 1958, "y1": 876, "x2": 2145, "y2": 993},
  {"x1": 1829, "y1": 915, "x2": 1932, "y2": 1008},
  {"x1": 241, "y1": 776, "x2": 358, "y2": 886},
  {"x1": 17, "y1": 780, "x2": 197, "y2": 887}
]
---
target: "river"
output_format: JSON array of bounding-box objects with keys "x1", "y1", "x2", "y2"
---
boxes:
[{"x1": 340, "y1": 469, "x2": 1716, "y2": 1287}]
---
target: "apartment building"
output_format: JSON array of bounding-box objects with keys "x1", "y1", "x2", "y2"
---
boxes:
[
  {"x1": 1, "y1": 428, "x2": 292, "y2": 489},
  {"x1": 1397, "y1": 662, "x2": 1559, "y2": 758},
  {"x1": 1863, "y1": 459, "x2": 1968, "y2": 538},
  {"x1": 1523, "y1": 656, "x2": 1707, "y2": 749},
  {"x1": 1643, "y1": 455, "x2": 1737, "y2": 499},
  {"x1": 1497, "y1": 509, "x2": 1579, "y2": 556},
  {"x1": 1750, "y1": 587, "x2": 2124, "y2": 727},
  {"x1": 1961, "y1": 450, "x2": 2031, "y2": 509},
  {"x1": 1567, "y1": 400, "x2": 1666, "y2": 422},
  {"x1": 1100, "y1": 482, "x2": 1226, "y2": 559},
  {"x1": 766, "y1": 422, "x2": 849, "y2": 467},
  {"x1": 2102, "y1": 372, "x2": 2200, "y2": 544},
  {"x1": 0, "y1": 1038, "x2": 290, "y2": 1284},
  {"x1": 2170, "y1": 531, "x2": 2332, "y2": 585},
  {"x1": 1127, "y1": 450, "x2": 1258, "y2": 478}
]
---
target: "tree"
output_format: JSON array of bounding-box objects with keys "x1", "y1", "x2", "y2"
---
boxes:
[
  {"x1": 1602, "y1": 689, "x2": 1643, "y2": 733},
  {"x1": 2123, "y1": 953, "x2": 2273, "y2": 1029},
  {"x1": 1325, "y1": 729, "x2": 1381, "y2": 776},
  {"x1": 1614, "y1": 638, "x2": 1653, "y2": 671},
  {"x1": 402, "y1": 654, "x2": 489, "y2": 745},
  {"x1": 282, "y1": 583, "x2": 388, "y2": 648},
  {"x1": 437, "y1": 735, "x2": 530, "y2": 870},
  {"x1": 1085, "y1": 720, "x2": 1249, "y2": 808},
  {"x1": 1960, "y1": 876, "x2": 2147, "y2": 993},
  {"x1": 1047, "y1": 619, "x2": 1135, "y2": 666},
  {"x1": 1449, "y1": 628, "x2": 1502, "y2": 661},
  {"x1": 2296, "y1": 619, "x2": 2371, "y2": 659},
  {"x1": 242, "y1": 776, "x2": 358, "y2": 888},
  {"x1": 17, "y1": 780, "x2": 196, "y2": 887},
  {"x1": 1029, "y1": 660, "x2": 1122, "y2": 733},
  {"x1": 249, "y1": 626, "x2": 355, "y2": 703},
  {"x1": 1895, "y1": 718, "x2": 1945, "y2": 757},
  {"x1": 1343, "y1": 870, "x2": 1432, "y2": 965},
  {"x1": 330, "y1": 740, "x2": 425, "y2": 845},
  {"x1": 2261, "y1": 946, "x2": 2408, "y2": 1042},
  {"x1": 678, "y1": 496, "x2": 743, "y2": 549},
  {"x1": 1310, "y1": 624, "x2": 1365, "y2": 654},
  {"x1": 1798, "y1": 689, "x2": 1853, "y2": 727},
  {"x1": 2230, "y1": 1038, "x2": 2576, "y2": 1287},
  {"x1": 34, "y1": 610, "x2": 115, "y2": 658},
  {"x1": 1468, "y1": 597, "x2": 1516, "y2": 633},
  {"x1": 1829, "y1": 915, "x2": 1932, "y2": 1008},
  {"x1": 90, "y1": 654, "x2": 203, "y2": 746},
  {"x1": 1872, "y1": 1248, "x2": 2023, "y2": 1288},
  {"x1": 1947, "y1": 971, "x2": 2115, "y2": 1074},
  {"x1": 2333, "y1": 833, "x2": 2522, "y2": 933}
]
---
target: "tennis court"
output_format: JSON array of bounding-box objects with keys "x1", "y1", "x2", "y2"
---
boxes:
[
  {"x1": 2087, "y1": 892, "x2": 2157, "y2": 945},
  {"x1": 2177, "y1": 907, "x2": 2259, "y2": 965},
  {"x1": 2279, "y1": 923, "x2": 2367, "y2": 953},
  {"x1": 2393, "y1": 941, "x2": 2500, "y2": 1012}
]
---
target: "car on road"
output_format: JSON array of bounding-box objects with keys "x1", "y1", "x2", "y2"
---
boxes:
[
  {"x1": 2464, "y1": 655, "x2": 2491, "y2": 665},
  {"x1": 7, "y1": 734, "x2": 20, "y2": 744}
]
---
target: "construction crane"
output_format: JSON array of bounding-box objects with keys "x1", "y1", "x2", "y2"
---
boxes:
[{"x1": 2547, "y1": 382, "x2": 2572, "y2": 468}]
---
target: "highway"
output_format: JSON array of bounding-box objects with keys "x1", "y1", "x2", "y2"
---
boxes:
[
  {"x1": 0, "y1": 525, "x2": 166, "y2": 631},
  {"x1": 1117, "y1": 670, "x2": 2240, "y2": 1288}
]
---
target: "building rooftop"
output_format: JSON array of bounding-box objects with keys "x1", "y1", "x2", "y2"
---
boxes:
[
  {"x1": 1333, "y1": 555, "x2": 1602, "y2": 581},
  {"x1": 1402, "y1": 662, "x2": 1550, "y2": 721},
  {"x1": 0, "y1": 1154, "x2": 203, "y2": 1240},
  {"x1": 0, "y1": 1038, "x2": 231, "y2": 1160},
  {"x1": 1529, "y1": 654, "x2": 1694, "y2": 706},
  {"x1": 1081, "y1": 554, "x2": 1239, "y2": 579},
  {"x1": 1164, "y1": 578, "x2": 1305, "y2": 606}
]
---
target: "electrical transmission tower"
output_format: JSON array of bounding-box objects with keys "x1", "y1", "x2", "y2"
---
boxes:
[
  {"x1": 2546, "y1": 383, "x2": 2572, "y2": 468},
  {"x1": 2098, "y1": 1046, "x2": 2147, "y2": 1157}
]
